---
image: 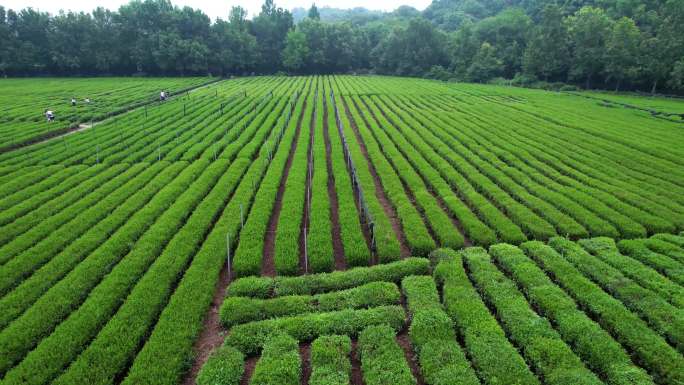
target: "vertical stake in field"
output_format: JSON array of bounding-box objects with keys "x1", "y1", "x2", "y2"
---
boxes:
[
  {"x1": 226, "y1": 233, "x2": 231, "y2": 278},
  {"x1": 303, "y1": 226, "x2": 308, "y2": 274}
]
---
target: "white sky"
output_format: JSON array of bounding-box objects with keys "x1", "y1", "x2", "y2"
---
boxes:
[{"x1": 1, "y1": 0, "x2": 432, "y2": 20}]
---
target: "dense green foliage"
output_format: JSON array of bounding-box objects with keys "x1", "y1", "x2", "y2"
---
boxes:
[
  {"x1": 2, "y1": 0, "x2": 683, "y2": 92},
  {"x1": 1, "y1": 75, "x2": 683, "y2": 385}
]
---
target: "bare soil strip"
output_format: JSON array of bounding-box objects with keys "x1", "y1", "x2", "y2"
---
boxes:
[
  {"x1": 262, "y1": 98, "x2": 308, "y2": 276},
  {"x1": 300, "y1": 343, "x2": 312, "y2": 385},
  {"x1": 182, "y1": 264, "x2": 232, "y2": 385},
  {"x1": 323, "y1": 97, "x2": 347, "y2": 270},
  {"x1": 239, "y1": 356, "x2": 258, "y2": 385},
  {"x1": 350, "y1": 340, "x2": 365, "y2": 385},
  {"x1": 396, "y1": 333, "x2": 426, "y2": 385},
  {"x1": 341, "y1": 96, "x2": 411, "y2": 258}
]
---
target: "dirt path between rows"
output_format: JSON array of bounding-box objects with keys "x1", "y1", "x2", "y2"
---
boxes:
[
  {"x1": 300, "y1": 343, "x2": 312, "y2": 385},
  {"x1": 239, "y1": 356, "x2": 258, "y2": 385},
  {"x1": 341, "y1": 96, "x2": 411, "y2": 258},
  {"x1": 323, "y1": 96, "x2": 347, "y2": 270},
  {"x1": 350, "y1": 340, "x2": 365, "y2": 385},
  {"x1": 182, "y1": 264, "x2": 231, "y2": 385},
  {"x1": 262, "y1": 97, "x2": 308, "y2": 276}
]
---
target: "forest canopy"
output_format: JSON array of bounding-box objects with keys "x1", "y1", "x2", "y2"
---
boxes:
[{"x1": 0, "y1": 0, "x2": 683, "y2": 93}]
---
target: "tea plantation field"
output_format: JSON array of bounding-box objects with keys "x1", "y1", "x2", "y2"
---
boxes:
[{"x1": 0, "y1": 75, "x2": 682, "y2": 385}]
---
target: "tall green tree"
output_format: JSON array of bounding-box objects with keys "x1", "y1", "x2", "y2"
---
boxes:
[
  {"x1": 523, "y1": 4, "x2": 569, "y2": 81},
  {"x1": 467, "y1": 41, "x2": 503, "y2": 82},
  {"x1": 251, "y1": 0, "x2": 293, "y2": 72},
  {"x1": 567, "y1": 6, "x2": 613, "y2": 89},
  {"x1": 605, "y1": 17, "x2": 641, "y2": 90},
  {"x1": 282, "y1": 29, "x2": 308, "y2": 72},
  {"x1": 308, "y1": 4, "x2": 320, "y2": 20}
]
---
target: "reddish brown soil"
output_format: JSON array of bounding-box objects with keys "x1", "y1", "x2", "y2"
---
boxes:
[
  {"x1": 300, "y1": 343, "x2": 312, "y2": 385},
  {"x1": 341, "y1": 96, "x2": 410, "y2": 258},
  {"x1": 239, "y1": 356, "x2": 258, "y2": 385},
  {"x1": 396, "y1": 333, "x2": 426, "y2": 385},
  {"x1": 182, "y1": 260, "x2": 232, "y2": 385},
  {"x1": 350, "y1": 340, "x2": 365, "y2": 385},
  {"x1": 262, "y1": 98, "x2": 308, "y2": 276},
  {"x1": 323, "y1": 97, "x2": 347, "y2": 270}
]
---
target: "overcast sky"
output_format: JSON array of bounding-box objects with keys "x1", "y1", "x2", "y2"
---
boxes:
[{"x1": 1, "y1": 0, "x2": 432, "y2": 20}]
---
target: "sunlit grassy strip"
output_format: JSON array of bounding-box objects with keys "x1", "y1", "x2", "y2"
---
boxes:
[
  {"x1": 407, "y1": 95, "x2": 647, "y2": 239},
  {"x1": 521, "y1": 243, "x2": 684, "y2": 385},
  {"x1": 617, "y1": 239, "x2": 684, "y2": 285},
  {"x1": 1, "y1": 160, "x2": 225, "y2": 385},
  {"x1": 323, "y1": 78, "x2": 370, "y2": 266},
  {"x1": 0, "y1": 163, "x2": 179, "y2": 334},
  {"x1": 225, "y1": 306, "x2": 405, "y2": 356},
  {"x1": 0, "y1": 165, "x2": 64, "y2": 197},
  {"x1": 382, "y1": 96, "x2": 593, "y2": 239},
  {"x1": 249, "y1": 333, "x2": 301, "y2": 385},
  {"x1": 0, "y1": 165, "x2": 89, "y2": 225},
  {"x1": 402, "y1": 276, "x2": 480, "y2": 385},
  {"x1": 0, "y1": 164, "x2": 126, "y2": 246},
  {"x1": 50, "y1": 83, "x2": 299, "y2": 385},
  {"x1": 363, "y1": 97, "x2": 495, "y2": 246},
  {"x1": 0, "y1": 161, "x2": 200, "y2": 378},
  {"x1": 121, "y1": 84, "x2": 302, "y2": 385},
  {"x1": 196, "y1": 346, "x2": 244, "y2": 385},
  {"x1": 310, "y1": 335, "x2": 352, "y2": 385},
  {"x1": 550, "y1": 238, "x2": 684, "y2": 351},
  {"x1": 452, "y1": 105, "x2": 669, "y2": 237},
  {"x1": 483, "y1": 103, "x2": 684, "y2": 211},
  {"x1": 367, "y1": 89, "x2": 585, "y2": 240},
  {"x1": 387, "y1": 96, "x2": 573, "y2": 241},
  {"x1": 364, "y1": 95, "x2": 522, "y2": 245},
  {"x1": 457, "y1": 98, "x2": 684, "y2": 218},
  {"x1": 227, "y1": 258, "x2": 429, "y2": 298},
  {"x1": 331, "y1": 91, "x2": 401, "y2": 261},
  {"x1": 233, "y1": 79, "x2": 310, "y2": 277},
  {"x1": 463, "y1": 247, "x2": 603, "y2": 385},
  {"x1": 430, "y1": 249, "x2": 539, "y2": 385},
  {"x1": 358, "y1": 325, "x2": 416, "y2": 385},
  {"x1": 464, "y1": 104, "x2": 684, "y2": 218},
  {"x1": 0, "y1": 162, "x2": 151, "y2": 289},
  {"x1": 490, "y1": 244, "x2": 655, "y2": 385},
  {"x1": 220, "y1": 282, "x2": 400, "y2": 327},
  {"x1": 580, "y1": 238, "x2": 684, "y2": 308},
  {"x1": 274, "y1": 91, "x2": 315, "y2": 275},
  {"x1": 415, "y1": 96, "x2": 623, "y2": 238},
  {"x1": 307, "y1": 79, "x2": 335, "y2": 272},
  {"x1": 338, "y1": 87, "x2": 434, "y2": 256},
  {"x1": 430, "y1": 92, "x2": 680, "y2": 210},
  {"x1": 357, "y1": 96, "x2": 463, "y2": 250},
  {"x1": 516, "y1": 97, "x2": 684, "y2": 174}
]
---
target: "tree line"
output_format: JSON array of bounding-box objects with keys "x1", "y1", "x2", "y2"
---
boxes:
[{"x1": 0, "y1": 0, "x2": 682, "y2": 93}]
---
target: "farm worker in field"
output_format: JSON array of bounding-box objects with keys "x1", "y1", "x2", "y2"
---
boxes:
[
  {"x1": 71, "y1": 97, "x2": 76, "y2": 106},
  {"x1": 45, "y1": 110, "x2": 55, "y2": 122},
  {"x1": 85, "y1": 98, "x2": 91, "y2": 104},
  {"x1": 160, "y1": 91, "x2": 166, "y2": 101}
]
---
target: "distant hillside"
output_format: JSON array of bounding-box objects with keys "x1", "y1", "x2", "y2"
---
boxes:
[{"x1": 291, "y1": 6, "x2": 386, "y2": 24}]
